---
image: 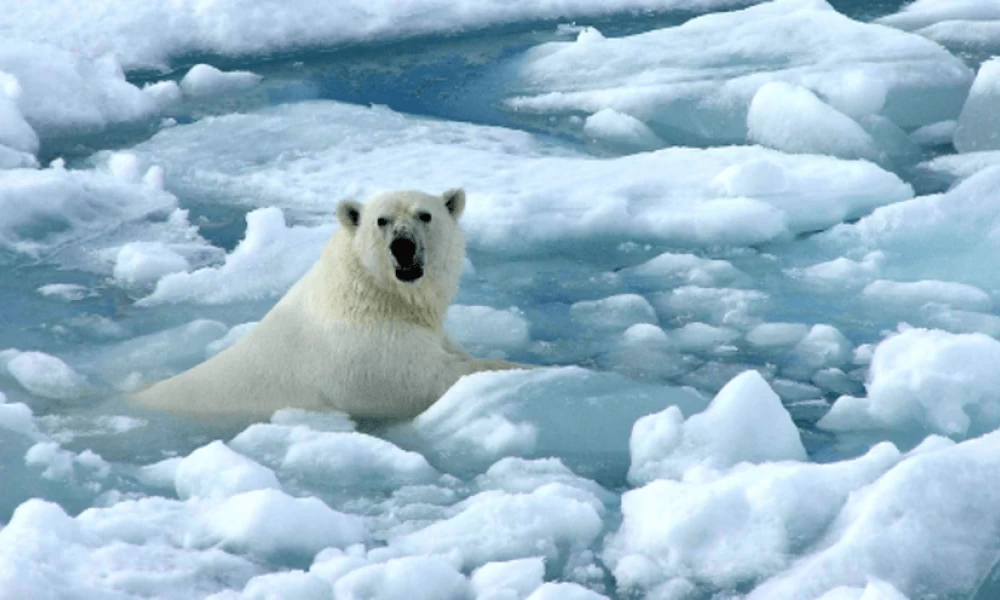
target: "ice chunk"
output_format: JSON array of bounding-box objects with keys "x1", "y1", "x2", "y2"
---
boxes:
[
  {"x1": 624, "y1": 252, "x2": 747, "y2": 289},
  {"x1": 206, "y1": 322, "x2": 259, "y2": 357},
  {"x1": 954, "y1": 58, "x2": 1000, "y2": 153},
  {"x1": 909, "y1": 120, "x2": 957, "y2": 147},
  {"x1": 629, "y1": 371, "x2": 806, "y2": 484},
  {"x1": 656, "y1": 286, "x2": 768, "y2": 327},
  {"x1": 471, "y1": 557, "x2": 545, "y2": 600},
  {"x1": 0, "y1": 400, "x2": 39, "y2": 438},
  {"x1": 180, "y1": 64, "x2": 262, "y2": 98},
  {"x1": 748, "y1": 82, "x2": 880, "y2": 162},
  {"x1": 37, "y1": 283, "x2": 91, "y2": 301},
  {"x1": 333, "y1": 556, "x2": 467, "y2": 600},
  {"x1": 3, "y1": 350, "x2": 89, "y2": 400},
  {"x1": 192, "y1": 488, "x2": 366, "y2": 559},
  {"x1": 583, "y1": 108, "x2": 664, "y2": 152},
  {"x1": 748, "y1": 431, "x2": 1000, "y2": 599},
  {"x1": 174, "y1": 440, "x2": 281, "y2": 500},
  {"x1": 387, "y1": 367, "x2": 705, "y2": 476},
  {"x1": 570, "y1": 294, "x2": 657, "y2": 332},
  {"x1": 817, "y1": 166, "x2": 1000, "y2": 292},
  {"x1": 213, "y1": 570, "x2": 331, "y2": 600},
  {"x1": 670, "y1": 322, "x2": 738, "y2": 352},
  {"x1": 139, "y1": 207, "x2": 333, "y2": 305},
  {"x1": 918, "y1": 150, "x2": 1000, "y2": 184},
  {"x1": 0, "y1": 164, "x2": 190, "y2": 265},
  {"x1": 128, "y1": 101, "x2": 913, "y2": 252},
  {"x1": 0, "y1": 0, "x2": 759, "y2": 71},
  {"x1": 815, "y1": 580, "x2": 910, "y2": 600},
  {"x1": 784, "y1": 325, "x2": 852, "y2": 379},
  {"x1": 230, "y1": 424, "x2": 439, "y2": 490},
  {"x1": 819, "y1": 328, "x2": 1000, "y2": 437},
  {"x1": 862, "y1": 279, "x2": 992, "y2": 312},
  {"x1": 508, "y1": 0, "x2": 972, "y2": 142},
  {"x1": 382, "y1": 483, "x2": 603, "y2": 570},
  {"x1": 527, "y1": 583, "x2": 609, "y2": 599},
  {"x1": 745, "y1": 323, "x2": 809, "y2": 349},
  {"x1": 786, "y1": 252, "x2": 882, "y2": 289},
  {"x1": 445, "y1": 305, "x2": 530, "y2": 357},
  {"x1": 607, "y1": 443, "x2": 901, "y2": 596},
  {"x1": 0, "y1": 41, "x2": 171, "y2": 138},
  {"x1": 878, "y1": 0, "x2": 1000, "y2": 31},
  {"x1": 113, "y1": 241, "x2": 191, "y2": 286},
  {"x1": 0, "y1": 73, "x2": 38, "y2": 156}
]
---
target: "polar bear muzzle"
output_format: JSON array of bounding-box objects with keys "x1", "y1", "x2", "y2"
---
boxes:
[{"x1": 390, "y1": 234, "x2": 425, "y2": 282}]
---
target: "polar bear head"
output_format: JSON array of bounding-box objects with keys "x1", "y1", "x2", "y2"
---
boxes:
[{"x1": 336, "y1": 189, "x2": 467, "y2": 295}]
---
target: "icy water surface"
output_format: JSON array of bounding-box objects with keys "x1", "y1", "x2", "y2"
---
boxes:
[{"x1": 4, "y1": 0, "x2": 1000, "y2": 598}]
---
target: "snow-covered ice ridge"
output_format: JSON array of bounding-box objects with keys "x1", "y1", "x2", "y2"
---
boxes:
[{"x1": 4, "y1": 0, "x2": 1000, "y2": 598}]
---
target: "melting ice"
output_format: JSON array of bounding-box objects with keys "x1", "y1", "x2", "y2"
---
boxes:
[{"x1": 2, "y1": 0, "x2": 1000, "y2": 598}]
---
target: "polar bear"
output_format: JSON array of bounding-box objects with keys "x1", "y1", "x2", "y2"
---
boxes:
[{"x1": 131, "y1": 189, "x2": 529, "y2": 421}]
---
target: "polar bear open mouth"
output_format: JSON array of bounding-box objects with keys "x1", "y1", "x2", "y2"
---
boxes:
[
  {"x1": 395, "y1": 264, "x2": 424, "y2": 282},
  {"x1": 390, "y1": 236, "x2": 425, "y2": 283}
]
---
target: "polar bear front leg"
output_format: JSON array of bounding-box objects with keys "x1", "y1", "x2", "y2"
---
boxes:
[
  {"x1": 440, "y1": 334, "x2": 534, "y2": 375},
  {"x1": 465, "y1": 358, "x2": 536, "y2": 373}
]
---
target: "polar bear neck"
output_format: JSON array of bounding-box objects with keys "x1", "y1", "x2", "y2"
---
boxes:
[{"x1": 301, "y1": 232, "x2": 457, "y2": 331}]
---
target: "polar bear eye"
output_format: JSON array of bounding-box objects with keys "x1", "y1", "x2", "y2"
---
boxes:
[
  {"x1": 417, "y1": 212, "x2": 432, "y2": 223},
  {"x1": 377, "y1": 217, "x2": 389, "y2": 228}
]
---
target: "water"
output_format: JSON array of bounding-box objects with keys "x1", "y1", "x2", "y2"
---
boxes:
[{"x1": 4, "y1": 1, "x2": 998, "y2": 598}]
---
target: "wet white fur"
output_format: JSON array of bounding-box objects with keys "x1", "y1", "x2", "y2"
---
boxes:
[{"x1": 131, "y1": 189, "x2": 528, "y2": 421}]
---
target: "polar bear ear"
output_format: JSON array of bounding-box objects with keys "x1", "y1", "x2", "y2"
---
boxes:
[
  {"x1": 443, "y1": 189, "x2": 466, "y2": 219},
  {"x1": 337, "y1": 200, "x2": 362, "y2": 231}
]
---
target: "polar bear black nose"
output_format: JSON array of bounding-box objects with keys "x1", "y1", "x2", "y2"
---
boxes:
[{"x1": 390, "y1": 238, "x2": 417, "y2": 265}]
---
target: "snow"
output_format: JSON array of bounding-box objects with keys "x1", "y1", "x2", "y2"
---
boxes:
[
  {"x1": 748, "y1": 82, "x2": 881, "y2": 162},
  {"x1": 0, "y1": 0, "x2": 760, "y2": 72},
  {"x1": 878, "y1": 0, "x2": 1000, "y2": 58},
  {"x1": 507, "y1": 0, "x2": 972, "y2": 144},
  {"x1": 954, "y1": 58, "x2": 1000, "y2": 153}
]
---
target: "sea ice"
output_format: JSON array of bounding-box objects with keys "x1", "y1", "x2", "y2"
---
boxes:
[
  {"x1": 0, "y1": 40, "x2": 176, "y2": 140},
  {"x1": 0, "y1": 0, "x2": 759, "y2": 71},
  {"x1": 387, "y1": 367, "x2": 705, "y2": 477},
  {"x1": 174, "y1": 441, "x2": 280, "y2": 500},
  {"x1": 628, "y1": 370, "x2": 805, "y2": 484},
  {"x1": 2, "y1": 350, "x2": 89, "y2": 401},
  {"x1": 113, "y1": 241, "x2": 191, "y2": 286},
  {"x1": 445, "y1": 305, "x2": 530, "y2": 357},
  {"x1": 819, "y1": 327, "x2": 1000, "y2": 438},
  {"x1": 748, "y1": 430, "x2": 1000, "y2": 599},
  {"x1": 954, "y1": 58, "x2": 1000, "y2": 153},
  {"x1": 180, "y1": 64, "x2": 262, "y2": 99},
  {"x1": 139, "y1": 207, "x2": 334, "y2": 305},
  {"x1": 607, "y1": 443, "x2": 901, "y2": 595},
  {"x1": 126, "y1": 101, "x2": 913, "y2": 253},
  {"x1": 507, "y1": 0, "x2": 972, "y2": 144},
  {"x1": 747, "y1": 82, "x2": 881, "y2": 162}
]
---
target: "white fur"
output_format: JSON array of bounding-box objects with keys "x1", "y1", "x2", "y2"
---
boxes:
[{"x1": 131, "y1": 189, "x2": 528, "y2": 421}]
